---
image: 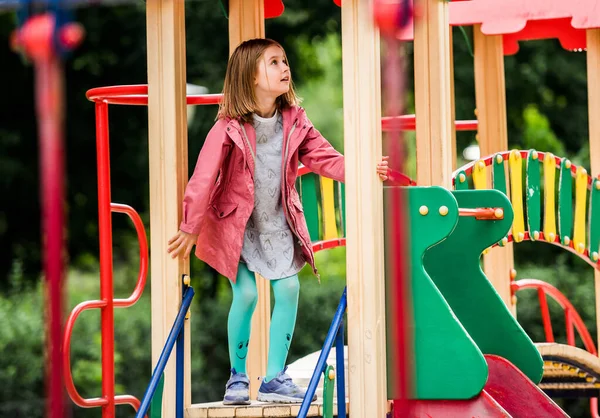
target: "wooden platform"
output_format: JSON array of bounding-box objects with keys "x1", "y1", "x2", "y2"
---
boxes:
[{"x1": 186, "y1": 400, "x2": 349, "y2": 418}]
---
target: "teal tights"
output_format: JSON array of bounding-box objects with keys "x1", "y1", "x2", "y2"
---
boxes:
[{"x1": 227, "y1": 263, "x2": 299, "y2": 382}]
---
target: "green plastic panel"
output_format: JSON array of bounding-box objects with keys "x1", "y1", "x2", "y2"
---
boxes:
[
  {"x1": 150, "y1": 373, "x2": 164, "y2": 418},
  {"x1": 526, "y1": 150, "x2": 541, "y2": 238},
  {"x1": 589, "y1": 179, "x2": 600, "y2": 261},
  {"x1": 402, "y1": 186, "x2": 487, "y2": 400},
  {"x1": 493, "y1": 154, "x2": 507, "y2": 196},
  {"x1": 454, "y1": 170, "x2": 469, "y2": 190},
  {"x1": 338, "y1": 181, "x2": 346, "y2": 237},
  {"x1": 423, "y1": 190, "x2": 543, "y2": 384},
  {"x1": 322, "y1": 365, "x2": 335, "y2": 418},
  {"x1": 558, "y1": 158, "x2": 573, "y2": 244},
  {"x1": 300, "y1": 173, "x2": 321, "y2": 241}
]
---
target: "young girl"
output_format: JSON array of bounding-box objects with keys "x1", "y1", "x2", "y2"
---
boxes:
[{"x1": 167, "y1": 38, "x2": 390, "y2": 405}]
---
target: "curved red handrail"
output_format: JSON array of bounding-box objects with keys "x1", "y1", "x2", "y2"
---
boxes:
[
  {"x1": 63, "y1": 204, "x2": 147, "y2": 414},
  {"x1": 511, "y1": 278, "x2": 600, "y2": 418},
  {"x1": 111, "y1": 203, "x2": 148, "y2": 308},
  {"x1": 312, "y1": 238, "x2": 347, "y2": 253},
  {"x1": 511, "y1": 278, "x2": 597, "y2": 355},
  {"x1": 63, "y1": 300, "x2": 108, "y2": 408},
  {"x1": 86, "y1": 85, "x2": 223, "y2": 106}
]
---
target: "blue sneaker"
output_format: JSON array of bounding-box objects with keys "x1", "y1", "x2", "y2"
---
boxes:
[
  {"x1": 223, "y1": 368, "x2": 251, "y2": 405},
  {"x1": 257, "y1": 368, "x2": 318, "y2": 403}
]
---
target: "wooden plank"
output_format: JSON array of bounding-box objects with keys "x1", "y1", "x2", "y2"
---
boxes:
[
  {"x1": 473, "y1": 26, "x2": 513, "y2": 309},
  {"x1": 526, "y1": 150, "x2": 541, "y2": 239},
  {"x1": 146, "y1": 1, "x2": 188, "y2": 414},
  {"x1": 341, "y1": 0, "x2": 387, "y2": 415},
  {"x1": 228, "y1": 0, "x2": 267, "y2": 400},
  {"x1": 414, "y1": 0, "x2": 453, "y2": 187}
]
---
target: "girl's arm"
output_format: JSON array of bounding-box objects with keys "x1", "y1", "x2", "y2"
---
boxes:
[
  {"x1": 298, "y1": 124, "x2": 345, "y2": 183},
  {"x1": 179, "y1": 121, "x2": 231, "y2": 235}
]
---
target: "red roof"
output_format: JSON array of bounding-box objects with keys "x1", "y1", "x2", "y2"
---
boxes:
[
  {"x1": 449, "y1": 0, "x2": 599, "y2": 54},
  {"x1": 266, "y1": 0, "x2": 597, "y2": 54},
  {"x1": 450, "y1": 0, "x2": 600, "y2": 32}
]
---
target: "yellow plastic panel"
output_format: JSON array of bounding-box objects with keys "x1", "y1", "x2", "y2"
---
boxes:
[
  {"x1": 573, "y1": 166, "x2": 588, "y2": 254},
  {"x1": 472, "y1": 160, "x2": 487, "y2": 190},
  {"x1": 320, "y1": 176, "x2": 338, "y2": 240},
  {"x1": 509, "y1": 150, "x2": 525, "y2": 242}
]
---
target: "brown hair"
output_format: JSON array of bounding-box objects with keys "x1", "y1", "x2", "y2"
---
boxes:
[{"x1": 217, "y1": 38, "x2": 300, "y2": 123}]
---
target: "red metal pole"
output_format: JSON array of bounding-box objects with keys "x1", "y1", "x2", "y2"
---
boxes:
[
  {"x1": 37, "y1": 34, "x2": 67, "y2": 418},
  {"x1": 379, "y1": 26, "x2": 414, "y2": 418},
  {"x1": 12, "y1": 15, "x2": 84, "y2": 418},
  {"x1": 96, "y1": 101, "x2": 116, "y2": 417}
]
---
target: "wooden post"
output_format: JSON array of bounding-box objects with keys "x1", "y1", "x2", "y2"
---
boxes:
[
  {"x1": 146, "y1": 0, "x2": 188, "y2": 415},
  {"x1": 473, "y1": 25, "x2": 515, "y2": 311},
  {"x1": 449, "y1": 27, "x2": 457, "y2": 170},
  {"x1": 229, "y1": 0, "x2": 265, "y2": 53},
  {"x1": 228, "y1": 0, "x2": 268, "y2": 400},
  {"x1": 341, "y1": 0, "x2": 388, "y2": 416},
  {"x1": 587, "y1": 29, "x2": 600, "y2": 352},
  {"x1": 414, "y1": 0, "x2": 453, "y2": 187}
]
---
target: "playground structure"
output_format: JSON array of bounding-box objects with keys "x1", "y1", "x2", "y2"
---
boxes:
[{"x1": 7, "y1": 0, "x2": 600, "y2": 417}]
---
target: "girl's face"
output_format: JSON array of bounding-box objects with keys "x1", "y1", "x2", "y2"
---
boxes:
[{"x1": 254, "y1": 45, "x2": 291, "y2": 100}]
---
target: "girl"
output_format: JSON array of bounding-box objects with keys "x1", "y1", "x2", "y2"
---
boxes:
[{"x1": 167, "y1": 38, "x2": 390, "y2": 405}]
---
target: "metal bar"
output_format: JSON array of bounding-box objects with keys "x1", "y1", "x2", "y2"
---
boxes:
[
  {"x1": 458, "y1": 207, "x2": 504, "y2": 220},
  {"x1": 336, "y1": 321, "x2": 346, "y2": 418},
  {"x1": 297, "y1": 288, "x2": 347, "y2": 418},
  {"x1": 538, "y1": 288, "x2": 555, "y2": 343},
  {"x1": 95, "y1": 99, "x2": 117, "y2": 418},
  {"x1": 176, "y1": 287, "x2": 185, "y2": 418},
  {"x1": 136, "y1": 286, "x2": 195, "y2": 418}
]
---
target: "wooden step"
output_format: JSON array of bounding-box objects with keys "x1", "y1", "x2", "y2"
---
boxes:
[{"x1": 186, "y1": 400, "x2": 348, "y2": 418}]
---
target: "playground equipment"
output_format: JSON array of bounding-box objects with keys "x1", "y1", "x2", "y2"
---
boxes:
[{"x1": 7, "y1": 0, "x2": 600, "y2": 416}]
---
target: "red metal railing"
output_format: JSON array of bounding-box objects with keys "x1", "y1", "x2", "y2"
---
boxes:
[
  {"x1": 511, "y1": 278, "x2": 600, "y2": 418},
  {"x1": 62, "y1": 202, "x2": 148, "y2": 415}
]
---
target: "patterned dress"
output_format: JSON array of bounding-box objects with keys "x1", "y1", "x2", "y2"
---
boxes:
[{"x1": 240, "y1": 111, "x2": 305, "y2": 279}]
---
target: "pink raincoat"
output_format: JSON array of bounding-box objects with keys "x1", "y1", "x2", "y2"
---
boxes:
[{"x1": 180, "y1": 105, "x2": 345, "y2": 281}]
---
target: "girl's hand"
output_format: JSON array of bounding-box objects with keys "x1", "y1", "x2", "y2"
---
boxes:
[
  {"x1": 377, "y1": 156, "x2": 390, "y2": 181},
  {"x1": 167, "y1": 230, "x2": 198, "y2": 259}
]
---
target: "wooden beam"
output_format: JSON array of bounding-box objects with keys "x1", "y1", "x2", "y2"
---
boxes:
[
  {"x1": 341, "y1": 0, "x2": 388, "y2": 416},
  {"x1": 449, "y1": 27, "x2": 457, "y2": 170},
  {"x1": 228, "y1": 0, "x2": 267, "y2": 400},
  {"x1": 586, "y1": 28, "x2": 600, "y2": 353},
  {"x1": 414, "y1": 0, "x2": 453, "y2": 187},
  {"x1": 473, "y1": 25, "x2": 515, "y2": 311},
  {"x1": 229, "y1": 0, "x2": 265, "y2": 53},
  {"x1": 146, "y1": 0, "x2": 189, "y2": 415}
]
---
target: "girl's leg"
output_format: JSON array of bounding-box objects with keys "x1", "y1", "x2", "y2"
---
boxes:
[
  {"x1": 265, "y1": 274, "x2": 300, "y2": 382},
  {"x1": 228, "y1": 263, "x2": 259, "y2": 374}
]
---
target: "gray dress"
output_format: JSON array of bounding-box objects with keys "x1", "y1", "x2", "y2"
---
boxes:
[{"x1": 240, "y1": 111, "x2": 305, "y2": 279}]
